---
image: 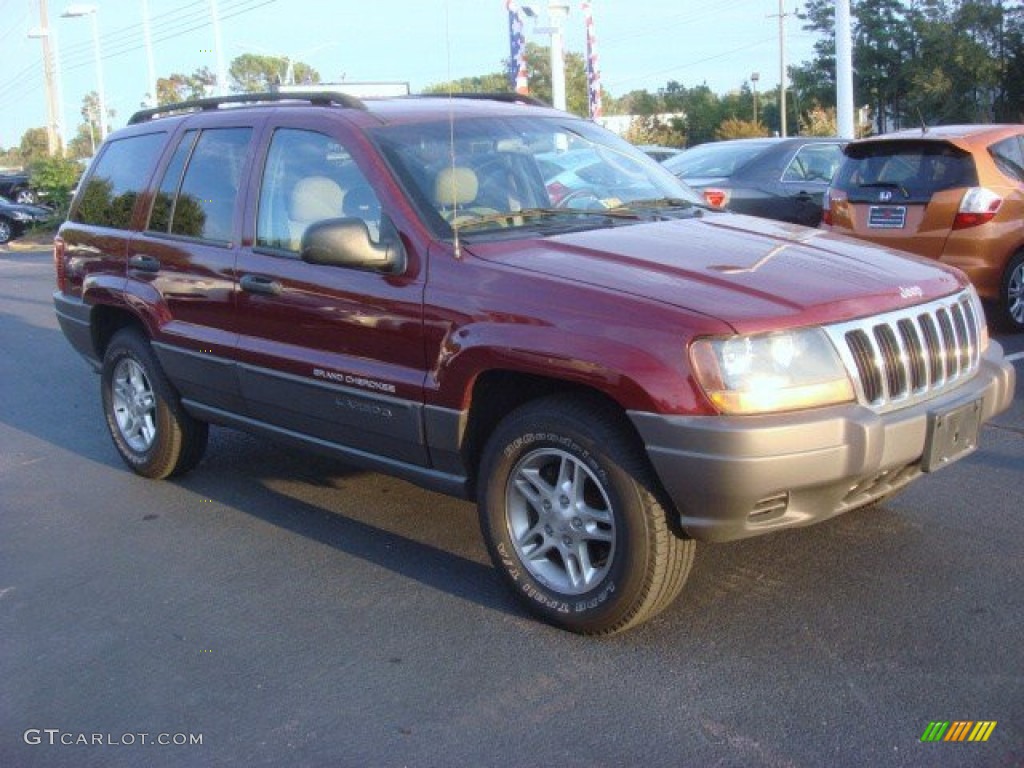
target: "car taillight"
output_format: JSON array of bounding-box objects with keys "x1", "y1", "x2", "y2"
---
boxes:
[
  {"x1": 702, "y1": 188, "x2": 729, "y2": 208},
  {"x1": 53, "y1": 236, "x2": 67, "y2": 292},
  {"x1": 547, "y1": 181, "x2": 570, "y2": 206},
  {"x1": 821, "y1": 188, "x2": 834, "y2": 226},
  {"x1": 953, "y1": 187, "x2": 1002, "y2": 229}
]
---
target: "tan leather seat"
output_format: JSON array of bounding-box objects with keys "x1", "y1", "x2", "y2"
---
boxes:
[{"x1": 288, "y1": 176, "x2": 344, "y2": 250}]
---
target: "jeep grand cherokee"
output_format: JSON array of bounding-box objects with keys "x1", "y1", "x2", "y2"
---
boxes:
[{"x1": 53, "y1": 92, "x2": 1015, "y2": 635}]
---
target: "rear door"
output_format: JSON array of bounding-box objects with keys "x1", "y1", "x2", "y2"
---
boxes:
[
  {"x1": 830, "y1": 140, "x2": 977, "y2": 258},
  {"x1": 129, "y1": 116, "x2": 259, "y2": 413},
  {"x1": 231, "y1": 114, "x2": 430, "y2": 466}
]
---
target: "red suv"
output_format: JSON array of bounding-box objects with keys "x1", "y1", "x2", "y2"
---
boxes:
[{"x1": 53, "y1": 93, "x2": 1015, "y2": 634}]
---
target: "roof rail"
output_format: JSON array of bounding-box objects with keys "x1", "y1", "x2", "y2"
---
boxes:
[
  {"x1": 128, "y1": 90, "x2": 367, "y2": 125},
  {"x1": 421, "y1": 92, "x2": 552, "y2": 108}
]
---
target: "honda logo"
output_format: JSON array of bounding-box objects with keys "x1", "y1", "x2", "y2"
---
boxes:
[{"x1": 879, "y1": 190, "x2": 893, "y2": 202}]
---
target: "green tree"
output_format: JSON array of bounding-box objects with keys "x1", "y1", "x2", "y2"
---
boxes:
[
  {"x1": 157, "y1": 67, "x2": 217, "y2": 105},
  {"x1": 422, "y1": 71, "x2": 511, "y2": 95},
  {"x1": 18, "y1": 128, "x2": 50, "y2": 166},
  {"x1": 229, "y1": 54, "x2": 320, "y2": 93}
]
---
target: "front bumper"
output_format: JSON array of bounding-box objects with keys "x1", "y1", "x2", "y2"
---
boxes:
[{"x1": 630, "y1": 344, "x2": 1015, "y2": 543}]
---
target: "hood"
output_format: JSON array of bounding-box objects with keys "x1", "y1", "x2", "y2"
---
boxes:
[{"x1": 465, "y1": 213, "x2": 965, "y2": 334}]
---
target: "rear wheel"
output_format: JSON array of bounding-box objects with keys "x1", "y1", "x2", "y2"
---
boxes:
[
  {"x1": 999, "y1": 251, "x2": 1024, "y2": 332},
  {"x1": 101, "y1": 328, "x2": 208, "y2": 479},
  {"x1": 0, "y1": 217, "x2": 12, "y2": 244},
  {"x1": 477, "y1": 395, "x2": 695, "y2": 635}
]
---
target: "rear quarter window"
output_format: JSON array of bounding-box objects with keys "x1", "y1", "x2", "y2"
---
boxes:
[
  {"x1": 989, "y1": 135, "x2": 1024, "y2": 183},
  {"x1": 70, "y1": 132, "x2": 166, "y2": 229}
]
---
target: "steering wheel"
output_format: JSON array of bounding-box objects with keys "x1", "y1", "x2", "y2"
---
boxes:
[{"x1": 556, "y1": 188, "x2": 604, "y2": 209}]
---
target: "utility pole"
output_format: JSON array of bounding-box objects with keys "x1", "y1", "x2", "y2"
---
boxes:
[
  {"x1": 37, "y1": 0, "x2": 62, "y2": 155},
  {"x1": 777, "y1": 0, "x2": 787, "y2": 137},
  {"x1": 142, "y1": 0, "x2": 158, "y2": 107},
  {"x1": 209, "y1": 0, "x2": 229, "y2": 96}
]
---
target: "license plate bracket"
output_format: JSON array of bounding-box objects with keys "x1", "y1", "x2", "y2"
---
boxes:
[
  {"x1": 922, "y1": 399, "x2": 982, "y2": 472},
  {"x1": 868, "y1": 205, "x2": 907, "y2": 228}
]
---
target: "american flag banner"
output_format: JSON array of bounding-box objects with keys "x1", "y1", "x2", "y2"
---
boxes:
[
  {"x1": 506, "y1": 1, "x2": 529, "y2": 94},
  {"x1": 582, "y1": 1, "x2": 602, "y2": 118}
]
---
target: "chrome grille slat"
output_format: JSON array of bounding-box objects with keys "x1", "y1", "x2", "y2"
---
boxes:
[{"x1": 826, "y1": 291, "x2": 982, "y2": 413}]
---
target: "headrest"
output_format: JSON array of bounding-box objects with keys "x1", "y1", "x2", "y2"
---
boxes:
[
  {"x1": 289, "y1": 176, "x2": 344, "y2": 222},
  {"x1": 434, "y1": 167, "x2": 478, "y2": 207}
]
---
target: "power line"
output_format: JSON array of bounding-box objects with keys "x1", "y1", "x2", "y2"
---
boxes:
[{"x1": 0, "y1": 0, "x2": 280, "y2": 127}]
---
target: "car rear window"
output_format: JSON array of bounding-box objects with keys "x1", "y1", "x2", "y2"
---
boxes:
[
  {"x1": 663, "y1": 141, "x2": 773, "y2": 178},
  {"x1": 832, "y1": 140, "x2": 978, "y2": 203}
]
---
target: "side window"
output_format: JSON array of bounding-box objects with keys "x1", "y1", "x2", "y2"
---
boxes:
[
  {"x1": 783, "y1": 144, "x2": 843, "y2": 183},
  {"x1": 990, "y1": 135, "x2": 1024, "y2": 183},
  {"x1": 148, "y1": 130, "x2": 197, "y2": 233},
  {"x1": 71, "y1": 132, "x2": 165, "y2": 229},
  {"x1": 256, "y1": 128, "x2": 382, "y2": 254},
  {"x1": 147, "y1": 127, "x2": 252, "y2": 243}
]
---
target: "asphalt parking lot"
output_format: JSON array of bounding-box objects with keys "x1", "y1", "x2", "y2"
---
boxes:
[{"x1": 1, "y1": 246, "x2": 1022, "y2": 768}]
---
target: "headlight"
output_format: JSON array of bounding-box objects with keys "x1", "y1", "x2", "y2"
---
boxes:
[
  {"x1": 11, "y1": 211, "x2": 31, "y2": 221},
  {"x1": 690, "y1": 328, "x2": 855, "y2": 415}
]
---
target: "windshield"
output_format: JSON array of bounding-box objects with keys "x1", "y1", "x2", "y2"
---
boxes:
[
  {"x1": 663, "y1": 140, "x2": 773, "y2": 178},
  {"x1": 371, "y1": 115, "x2": 703, "y2": 235}
]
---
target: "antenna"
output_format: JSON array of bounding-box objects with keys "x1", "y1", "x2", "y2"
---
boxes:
[{"x1": 444, "y1": 0, "x2": 462, "y2": 259}]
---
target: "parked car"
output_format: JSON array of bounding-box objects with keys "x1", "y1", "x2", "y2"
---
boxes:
[
  {"x1": 535, "y1": 147, "x2": 658, "y2": 206},
  {"x1": 663, "y1": 137, "x2": 846, "y2": 226},
  {"x1": 0, "y1": 194, "x2": 52, "y2": 244},
  {"x1": 0, "y1": 172, "x2": 41, "y2": 205},
  {"x1": 52, "y1": 92, "x2": 1014, "y2": 635},
  {"x1": 822, "y1": 124, "x2": 1024, "y2": 331}
]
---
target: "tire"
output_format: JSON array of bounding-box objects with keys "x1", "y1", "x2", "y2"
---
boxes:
[
  {"x1": 0, "y1": 217, "x2": 11, "y2": 245},
  {"x1": 477, "y1": 395, "x2": 695, "y2": 635},
  {"x1": 14, "y1": 188, "x2": 37, "y2": 205},
  {"x1": 101, "y1": 328, "x2": 208, "y2": 479},
  {"x1": 997, "y1": 251, "x2": 1024, "y2": 332}
]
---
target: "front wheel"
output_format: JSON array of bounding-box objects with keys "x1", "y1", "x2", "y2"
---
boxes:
[
  {"x1": 101, "y1": 328, "x2": 208, "y2": 479},
  {"x1": 0, "y1": 217, "x2": 12, "y2": 244},
  {"x1": 477, "y1": 396, "x2": 695, "y2": 635}
]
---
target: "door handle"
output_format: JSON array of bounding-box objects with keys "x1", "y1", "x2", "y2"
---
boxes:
[
  {"x1": 239, "y1": 274, "x2": 283, "y2": 296},
  {"x1": 128, "y1": 254, "x2": 160, "y2": 272}
]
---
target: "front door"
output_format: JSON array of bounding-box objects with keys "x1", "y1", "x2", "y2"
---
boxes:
[{"x1": 232, "y1": 118, "x2": 429, "y2": 466}]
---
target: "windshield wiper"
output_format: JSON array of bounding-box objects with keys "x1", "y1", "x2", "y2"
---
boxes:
[
  {"x1": 454, "y1": 206, "x2": 641, "y2": 232},
  {"x1": 610, "y1": 198, "x2": 705, "y2": 218}
]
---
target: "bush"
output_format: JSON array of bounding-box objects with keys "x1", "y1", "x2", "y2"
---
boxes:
[{"x1": 28, "y1": 156, "x2": 82, "y2": 218}]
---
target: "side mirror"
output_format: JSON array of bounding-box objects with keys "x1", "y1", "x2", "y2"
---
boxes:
[{"x1": 300, "y1": 217, "x2": 406, "y2": 273}]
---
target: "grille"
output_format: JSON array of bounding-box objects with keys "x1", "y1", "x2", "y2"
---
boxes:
[{"x1": 825, "y1": 291, "x2": 982, "y2": 412}]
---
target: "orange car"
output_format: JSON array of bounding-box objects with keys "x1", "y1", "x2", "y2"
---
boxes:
[{"x1": 823, "y1": 124, "x2": 1024, "y2": 331}]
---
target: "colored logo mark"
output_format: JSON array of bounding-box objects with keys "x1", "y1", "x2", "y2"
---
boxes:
[{"x1": 921, "y1": 721, "x2": 997, "y2": 742}]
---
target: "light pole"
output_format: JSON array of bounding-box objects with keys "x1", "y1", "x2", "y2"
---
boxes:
[{"x1": 62, "y1": 4, "x2": 108, "y2": 140}]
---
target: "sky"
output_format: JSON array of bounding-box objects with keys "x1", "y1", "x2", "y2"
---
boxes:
[{"x1": 0, "y1": 0, "x2": 821, "y2": 150}]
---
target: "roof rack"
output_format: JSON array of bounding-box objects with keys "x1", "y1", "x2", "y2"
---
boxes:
[
  {"x1": 420, "y1": 92, "x2": 552, "y2": 108},
  {"x1": 128, "y1": 90, "x2": 367, "y2": 125}
]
